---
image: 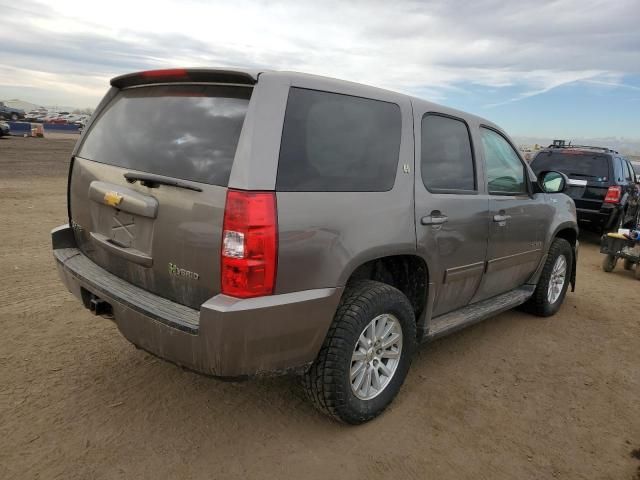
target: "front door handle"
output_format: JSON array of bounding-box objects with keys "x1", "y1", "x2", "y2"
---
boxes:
[
  {"x1": 421, "y1": 212, "x2": 449, "y2": 225},
  {"x1": 493, "y1": 214, "x2": 512, "y2": 223}
]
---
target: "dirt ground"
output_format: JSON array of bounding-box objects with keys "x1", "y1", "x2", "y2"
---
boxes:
[{"x1": 1, "y1": 135, "x2": 639, "y2": 480}]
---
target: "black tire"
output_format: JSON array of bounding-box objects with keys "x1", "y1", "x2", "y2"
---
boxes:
[
  {"x1": 633, "y1": 207, "x2": 640, "y2": 230},
  {"x1": 621, "y1": 209, "x2": 636, "y2": 229},
  {"x1": 602, "y1": 254, "x2": 617, "y2": 272},
  {"x1": 303, "y1": 280, "x2": 416, "y2": 424},
  {"x1": 603, "y1": 212, "x2": 623, "y2": 234},
  {"x1": 623, "y1": 259, "x2": 634, "y2": 271},
  {"x1": 524, "y1": 238, "x2": 573, "y2": 317}
]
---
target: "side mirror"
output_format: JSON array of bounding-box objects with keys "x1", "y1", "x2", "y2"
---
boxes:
[{"x1": 539, "y1": 171, "x2": 568, "y2": 193}]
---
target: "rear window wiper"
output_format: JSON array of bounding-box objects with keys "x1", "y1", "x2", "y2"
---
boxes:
[{"x1": 124, "y1": 172, "x2": 203, "y2": 192}]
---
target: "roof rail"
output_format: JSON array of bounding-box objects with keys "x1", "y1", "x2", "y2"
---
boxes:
[{"x1": 547, "y1": 141, "x2": 618, "y2": 154}]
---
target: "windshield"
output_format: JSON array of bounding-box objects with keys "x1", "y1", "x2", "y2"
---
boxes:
[
  {"x1": 78, "y1": 84, "x2": 251, "y2": 186},
  {"x1": 530, "y1": 151, "x2": 610, "y2": 181}
]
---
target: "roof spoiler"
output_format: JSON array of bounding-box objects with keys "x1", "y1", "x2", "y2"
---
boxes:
[{"x1": 110, "y1": 68, "x2": 259, "y2": 89}]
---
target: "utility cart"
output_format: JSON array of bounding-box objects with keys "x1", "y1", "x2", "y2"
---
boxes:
[{"x1": 600, "y1": 232, "x2": 640, "y2": 278}]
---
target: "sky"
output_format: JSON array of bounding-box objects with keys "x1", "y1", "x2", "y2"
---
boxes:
[{"x1": 1, "y1": 0, "x2": 639, "y2": 142}]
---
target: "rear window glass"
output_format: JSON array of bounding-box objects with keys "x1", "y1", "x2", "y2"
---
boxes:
[
  {"x1": 421, "y1": 114, "x2": 475, "y2": 191},
  {"x1": 276, "y1": 88, "x2": 401, "y2": 192},
  {"x1": 530, "y1": 151, "x2": 610, "y2": 181},
  {"x1": 78, "y1": 85, "x2": 251, "y2": 186}
]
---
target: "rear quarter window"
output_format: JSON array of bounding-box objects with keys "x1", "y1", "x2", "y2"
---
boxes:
[
  {"x1": 276, "y1": 88, "x2": 402, "y2": 192},
  {"x1": 78, "y1": 84, "x2": 251, "y2": 186}
]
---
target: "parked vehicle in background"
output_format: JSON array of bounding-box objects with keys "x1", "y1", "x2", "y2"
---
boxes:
[
  {"x1": 631, "y1": 161, "x2": 640, "y2": 183},
  {"x1": 0, "y1": 121, "x2": 10, "y2": 137},
  {"x1": 531, "y1": 142, "x2": 640, "y2": 233},
  {"x1": 25, "y1": 112, "x2": 41, "y2": 122},
  {"x1": 74, "y1": 115, "x2": 91, "y2": 127},
  {"x1": 46, "y1": 113, "x2": 73, "y2": 124},
  {"x1": 52, "y1": 68, "x2": 579, "y2": 424},
  {"x1": 0, "y1": 101, "x2": 25, "y2": 121},
  {"x1": 62, "y1": 114, "x2": 82, "y2": 124}
]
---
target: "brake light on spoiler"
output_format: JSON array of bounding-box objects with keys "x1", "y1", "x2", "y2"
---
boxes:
[
  {"x1": 141, "y1": 68, "x2": 188, "y2": 79},
  {"x1": 110, "y1": 68, "x2": 257, "y2": 89},
  {"x1": 221, "y1": 190, "x2": 278, "y2": 298}
]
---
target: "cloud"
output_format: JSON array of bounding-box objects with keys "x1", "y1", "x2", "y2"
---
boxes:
[{"x1": 0, "y1": 0, "x2": 638, "y2": 107}]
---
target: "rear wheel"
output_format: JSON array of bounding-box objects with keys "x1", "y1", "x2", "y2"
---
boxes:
[
  {"x1": 303, "y1": 280, "x2": 416, "y2": 424},
  {"x1": 525, "y1": 238, "x2": 573, "y2": 317},
  {"x1": 624, "y1": 259, "x2": 634, "y2": 271},
  {"x1": 602, "y1": 255, "x2": 617, "y2": 272},
  {"x1": 604, "y1": 211, "x2": 624, "y2": 234}
]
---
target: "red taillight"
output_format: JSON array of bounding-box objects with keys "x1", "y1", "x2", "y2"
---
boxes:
[
  {"x1": 604, "y1": 185, "x2": 622, "y2": 204},
  {"x1": 221, "y1": 190, "x2": 277, "y2": 298}
]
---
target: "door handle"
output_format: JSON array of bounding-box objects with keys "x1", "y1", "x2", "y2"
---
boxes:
[
  {"x1": 90, "y1": 232, "x2": 153, "y2": 267},
  {"x1": 493, "y1": 214, "x2": 511, "y2": 223},
  {"x1": 421, "y1": 212, "x2": 449, "y2": 225}
]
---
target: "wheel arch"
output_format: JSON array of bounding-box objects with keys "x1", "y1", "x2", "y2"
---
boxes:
[
  {"x1": 551, "y1": 224, "x2": 578, "y2": 291},
  {"x1": 343, "y1": 254, "x2": 430, "y2": 334}
]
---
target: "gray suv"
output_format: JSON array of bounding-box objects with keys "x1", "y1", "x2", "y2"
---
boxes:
[{"x1": 52, "y1": 68, "x2": 578, "y2": 423}]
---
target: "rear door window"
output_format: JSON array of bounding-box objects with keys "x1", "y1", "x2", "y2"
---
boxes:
[
  {"x1": 613, "y1": 157, "x2": 626, "y2": 183},
  {"x1": 421, "y1": 114, "x2": 475, "y2": 192},
  {"x1": 276, "y1": 88, "x2": 402, "y2": 192},
  {"x1": 624, "y1": 160, "x2": 634, "y2": 183},
  {"x1": 78, "y1": 84, "x2": 251, "y2": 186}
]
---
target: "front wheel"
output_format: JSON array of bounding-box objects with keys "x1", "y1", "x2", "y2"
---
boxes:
[
  {"x1": 303, "y1": 280, "x2": 416, "y2": 424},
  {"x1": 602, "y1": 255, "x2": 617, "y2": 272},
  {"x1": 525, "y1": 238, "x2": 573, "y2": 317}
]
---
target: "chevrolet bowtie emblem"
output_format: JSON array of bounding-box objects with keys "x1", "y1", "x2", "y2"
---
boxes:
[{"x1": 104, "y1": 191, "x2": 123, "y2": 207}]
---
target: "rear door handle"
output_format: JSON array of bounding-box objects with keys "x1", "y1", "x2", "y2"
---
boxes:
[
  {"x1": 90, "y1": 232, "x2": 153, "y2": 267},
  {"x1": 493, "y1": 214, "x2": 512, "y2": 223},
  {"x1": 421, "y1": 213, "x2": 449, "y2": 225}
]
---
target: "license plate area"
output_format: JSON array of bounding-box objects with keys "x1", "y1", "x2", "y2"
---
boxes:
[{"x1": 88, "y1": 181, "x2": 158, "y2": 263}]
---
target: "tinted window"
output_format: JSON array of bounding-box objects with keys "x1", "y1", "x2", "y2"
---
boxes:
[
  {"x1": 421, "y1": 114, "x2": 475, "y2": 191},
  {"x1": 277, "y1": 88, "x2": 401, "y2": 191},
  {"x1": 480, "y1": 128, "x2": 526, "y2": 195},
  {"x1": 613, "y1": 158, "x2": 626, "y2": 183},
  {"x1": 624, "y1": 160, "x2": 634, "y2": 182},
  {"x1": 78, "y1": 85, "x2": 251, "y2": 186},
  {"x1": 530, "y1": 152, "x2": 609, "y2": 181}
]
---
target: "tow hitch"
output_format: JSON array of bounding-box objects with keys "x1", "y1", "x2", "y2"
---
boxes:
[
  {"x1": 89, "y1": 298, "x2": 112, "y2": 316},
  {"x1": 81, "y1": 288, "x2": 113, "y2": 317}
]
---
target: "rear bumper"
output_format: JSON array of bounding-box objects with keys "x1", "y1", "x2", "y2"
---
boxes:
[
  {"x1": 576, "y1": 205, "x2": 620, "y2": 229},
  {"x1": 52, "y1": 225, "x2": 341, "y2": 377}
]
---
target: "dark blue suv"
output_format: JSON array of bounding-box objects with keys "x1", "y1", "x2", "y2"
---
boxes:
[{"x1": 531, "y1": 143, "x2": 640, "y2": 232}]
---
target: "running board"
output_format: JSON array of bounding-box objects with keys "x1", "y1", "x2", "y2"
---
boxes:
[{"x1": 422, "y1": 286, "x2": 535, "y2": 342}]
